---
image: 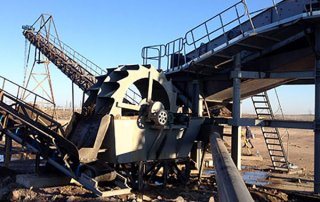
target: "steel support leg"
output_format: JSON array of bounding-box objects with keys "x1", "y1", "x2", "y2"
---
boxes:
[
  {"x1": 196, "y1": 141, "x2": 203, "y2": 170},
  {"x1": 35, "y1": 153, "x2": 40, "y2": 173},
  {"x1": 138, "y1": 161, "x2": 144, "y2": 191},
  {"x1": 198, "y1": 96, "x2": 204, "y2": 117},
  {"x1": 192, "y1": 81, "x2": 200, "y2": 116},
  {"x1": 3, "y1": 116, "x2": 11, "y2": 168},
  {"x1": 231, "y1": 54, "x2": 242, "y2": 170},
  {"x1": 4, "y1": 136, "x2": 12, "y2": 167},
  {"x1": 314, "y1": 26, "x2": 320, "y2": 194},
  {"x1": 72, "y1": 82, "x2": 75, "y2": 113},
  {"x1": 198, "y1": 142, "x2": 208, "y2": 182},
  {"x1": 82, "y1": 91, "x2": 86, "y2": 109}
]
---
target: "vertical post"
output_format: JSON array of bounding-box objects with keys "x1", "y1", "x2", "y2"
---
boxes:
[
  {"x1": 4, "y1": 136, "x2": 12, "y2": 167},
  {"x1": 35, "y1": 153, "x2": 40, "y2": 173},
  {"x1": 314, "y1": 25, "x2": 320, "y2": 194},
  {"x1": 196, "y1": 141, "x2": 203, "y2": 169},
  {"x1": 71, "y1": 82, "x2": 74, "y2": 113},
  {"x1": 231, "y1": 54, "x2": 242, "y2": 170},
  {"x1": 82, "y1": 91, "x2": 86, "y2": 109},
  {"x1": 198, "y1": 142, "x2": 208, "y2": 182},
  {"x1": 138, "y1": 161, "x2": 145, "y2": 191},
  {"x1": 3, "y1": 116, "x2": 11, "y2": 168},
  {"x1": 198, "y1": 96, "x2": 204, "y2": 117},
  {"x1": 192, "y1": 81, "x2": 200, "y2": 116},
  {"x1": 147, "y1": 72, "x2": 153, "y2": 102}
]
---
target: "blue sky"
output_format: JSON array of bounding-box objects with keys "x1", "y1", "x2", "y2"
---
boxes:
[{"x1": 0, "y1": 0, "x2": 314, "y2": 114}]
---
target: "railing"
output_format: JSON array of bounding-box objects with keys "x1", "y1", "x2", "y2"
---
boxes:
[
  {"x1": 304, "y1": 0, "x2": 320, "y2": 15},
  {"x1": 124, "y1": 87, "x2": 142, "y2": 105},
  {"x1": 185, "y1": 1, "x2": 253, "y2": 50},
  {"x1": 37, "y1": 30, "x2": 106, "y2": 76},
  {"x1": 0, "y1": 75, "x2": 56, "y2": 118},
  {"x1": 142, "y1": 45, "x2": 166, "y2": 69},
  {"x1": 142, "y1": 0, "x2": 293, "y2": 71},
  {"x1": 142, "y1": 38, "x2": 185, "y2": 71}
]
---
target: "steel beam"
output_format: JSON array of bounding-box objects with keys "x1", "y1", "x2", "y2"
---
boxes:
[
  {"x1": 227, "y1": 118, "x2": 314, "y2": 130},
  {"x1": 314, "y1": 25, "x2": 320, "y2": 194},
  {"x1": 242, "y1": 31, "x2": 306, "y2": 63},
  {"x1": 210, "y1": 130, "x2": 254, "y2": 202},
  {"x1": 230, "y1": 70, "x2": 315, "y2": 79},
  {"x1": 192, "y1": 81, "x2": 200, "y2": 116},
  {"x1": 231, "y1": 54, "x2": 242, "y2": 170}
]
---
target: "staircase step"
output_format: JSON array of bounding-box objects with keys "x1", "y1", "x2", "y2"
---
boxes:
[
  {"x1": 270, "y1": 154, "x2": 286, "y2": 158},
  {"x1": 264, "y1": 134, "x2": 279, "y2": 137},
  {"x1": 273, "y1": 165, "x2": 289, "y2": 168},
  {"x1": 265, "y1": 137, "x2": 280, "y2": 140},
  {"x1": 257, "y1": 113, "x2": 272, "y2": 116},
  {"x1": 267, "y1": 143, "x2": 282, "y2": 146},
  {"x1": 269, "y1": 149, "x2": 284, "y2": 152},
  {"x1": 272, "y1": 160, "x2": 287, "y2": 163},
  {"x1": 273, "y1": 166, "x2": 289, "y2": 170},
  {"x1": 252, "y1": 101, "x2": 268, "y2": 103},
  {"x1": 263, "y1": 131, "x2": 278, "y2": 134},
  {"x1": 255, "y1": 107, "x2": 270, "y2": 110},
  {"x1": 252, "y1": 94, "x2": 266, "y2": 97}
]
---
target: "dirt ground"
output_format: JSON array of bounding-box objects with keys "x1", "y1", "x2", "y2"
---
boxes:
[
  {"x1": 0, "y1": 113, "x2": 319, "y2": 201},
  {"x1": 225, "y1": 124, "x2": 315, "y2": 174}
]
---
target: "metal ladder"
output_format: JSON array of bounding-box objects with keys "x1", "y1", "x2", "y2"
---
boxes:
[{"x1": 251, "y1": 92, "x2": 289, "y2": 171}]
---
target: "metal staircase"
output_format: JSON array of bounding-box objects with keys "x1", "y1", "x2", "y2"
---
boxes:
[
  {"x1": 0, "y1": 75, "x2": 131, "y2": 196},
  {"x1": 251, "y1": 92, "x2": 289, "y2": 171},
  {"x1": 0, "y1": 76, "x2": 62, "y2": 134},
  {"x1": 0, "y1": 75, "x2": 78, "y2": 167}
]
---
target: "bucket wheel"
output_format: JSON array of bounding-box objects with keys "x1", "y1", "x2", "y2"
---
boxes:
[{"x1": 94, "y1": 64, "x2": 177, "y2": 117}]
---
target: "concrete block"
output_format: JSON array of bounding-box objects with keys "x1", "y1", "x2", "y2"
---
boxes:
[{"x1": 16, "y1": 174, "x2": 72, "y2": 188}]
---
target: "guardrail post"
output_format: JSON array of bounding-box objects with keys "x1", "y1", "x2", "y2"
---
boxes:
[
  {"x1": 231, "y1": 53, "x2": 242, "y2": 170},
  {"x1": 242, "y1": 0, "x2": 255, "y2": 31}
]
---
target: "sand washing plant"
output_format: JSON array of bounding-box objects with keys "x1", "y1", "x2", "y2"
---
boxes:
[{"x1": 1, "y1": 0, "x2": 320, "y2": 201}]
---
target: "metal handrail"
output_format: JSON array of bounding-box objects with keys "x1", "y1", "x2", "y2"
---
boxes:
[
  {"x1": 125, "y1": 87, "x2": 142, "y2": 105},
  {"x1": 142, "y1": 38, "x2": 185, "y2": 71},
  {"x1": 304, "y1": 0, "x2": 320, "y2": 16},
  {"x1": 142, "y1": 0, "x2": 257, "y2": 71},
  {"x1": 165, "y1": 37, "x2": 184, "y2": 55},
  {"x1": 141, "y1": 44, "x2": 166, "y2": 69},
  {"x1": 184, "y1": 1, "x2": 250, "y2": 49},
  {"x1": 0, "y1": 75, "x2": 56, "y2": 118},
  {"x1": 37, "y1": 30, "x2": 105, "y2": 76},
  {"x1": 165, "y1": 37, "x2": 185, "y2": 70}
]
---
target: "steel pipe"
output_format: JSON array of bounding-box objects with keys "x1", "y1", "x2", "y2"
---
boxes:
[{"x1": 210, "y1": 130, "x2": 254, "y2": 202}]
